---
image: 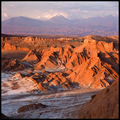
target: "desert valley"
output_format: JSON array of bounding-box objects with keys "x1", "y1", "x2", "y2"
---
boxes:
[
  {"x1": 1, "y1": 1, "x2": 119, "y2": 119},
  {"x1": 1, "y1": 34, "x2": 119, "y2": 119}
]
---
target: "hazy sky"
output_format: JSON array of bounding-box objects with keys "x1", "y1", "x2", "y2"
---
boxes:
[{"x1": 2, "y1": 1, "x2": 118, "y2": 21}]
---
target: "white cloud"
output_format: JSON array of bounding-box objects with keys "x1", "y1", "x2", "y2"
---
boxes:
[
  {"x1": 34, "y1": 10, "x2": 68, "y2": 20},
  {"x1": 2, "y1": 2, "x2": 118, "y2": 20},
  {"x1": 43, "y1": 12, "x2": 68, "y2": 19},
  {"x1": 35, "y1": 16, "x2": 41, "y2": 19}
]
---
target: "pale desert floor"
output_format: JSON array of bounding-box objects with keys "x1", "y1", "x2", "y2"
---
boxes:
[{"x1": 2, "y1": 72, "x2": 101, "y2": 119}]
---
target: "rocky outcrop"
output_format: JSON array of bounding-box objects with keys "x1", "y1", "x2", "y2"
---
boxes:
[
  {"x1": 76, "y1": 80, "x2": 119, "y2": 119},
  {"x1": 22, "y1": 49, "x2": 42, "y2": 63},
  {"x1": 18, "y1": 103, "x2": 47, "y2": 113},
  {"x1": 32, "y1": 37, "x2": 118, "y2": 89},
  {"x1": 14, "y1": 71, "x2": 74, "y2": 92},
  {"x1": 2, "y1": 43, "x2": 29, "y2": 51},
  {"x1": 34, "y1": 47, "x2": 61, "y2": 70},
  {"x1": 1, "y1": 58, "x2": 30, "y2": 72}
]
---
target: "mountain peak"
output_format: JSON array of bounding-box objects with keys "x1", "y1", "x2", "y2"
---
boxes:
[{"x1": 49, "y1": 15, "x2": 68, "y2": 21}]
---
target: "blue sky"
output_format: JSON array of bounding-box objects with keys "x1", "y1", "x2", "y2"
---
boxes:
[{"x1": 2, "y1": 1, "x2": 118, "y2": 21}]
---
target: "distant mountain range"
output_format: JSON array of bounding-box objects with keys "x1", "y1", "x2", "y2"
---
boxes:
[{"x1": 2, "y1": 15, "x2": 118, "y2": 36}]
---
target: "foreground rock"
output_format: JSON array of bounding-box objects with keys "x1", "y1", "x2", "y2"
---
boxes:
[
  {"x1": 72, "y1": 80, "x2": 119, "y2": 119},
  {"x1": 18, "y1": 103, "x2": 47, "y2": 113}
]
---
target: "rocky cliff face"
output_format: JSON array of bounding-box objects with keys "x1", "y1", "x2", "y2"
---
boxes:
[{"x1": 73, "y1": 80, "x2": 119, "y2": 119}]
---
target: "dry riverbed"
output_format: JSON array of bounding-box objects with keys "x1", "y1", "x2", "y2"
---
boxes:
[{"x1": 2, "y1": 72, "x2": 101, "y2": 119}]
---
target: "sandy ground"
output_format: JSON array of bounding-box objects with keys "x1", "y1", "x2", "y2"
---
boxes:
[{"x1": 2, "y1": 72, "x2": 101, "y2": 119}]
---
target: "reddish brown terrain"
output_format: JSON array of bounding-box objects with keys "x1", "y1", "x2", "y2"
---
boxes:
[
  {"x1": 1, "y1": 34, "x2": 119, "y2": 89},
  {"x1": 71, "y1": 80, "x2": 119, "y2": 119},
  {"x1": 1, "y1": 34, "x2": 119, "y2": 119}
]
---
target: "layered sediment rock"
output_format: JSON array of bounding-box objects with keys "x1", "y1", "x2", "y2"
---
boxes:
[
  {"x1": 2, "y1": 35, "x2": 119, "y2": 90},
  {"x1": 22, "y1": 49, "x2": 42, "y2": 64},
  {"x1": 27, "y1": 37, "x2": 118, "y2": 89}
]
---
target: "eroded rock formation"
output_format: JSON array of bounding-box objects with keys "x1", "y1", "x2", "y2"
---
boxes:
[
  {"x1": 2, "y1": 35, "x2": 119, "y2": 90},
  {"x1": 2, "y1": 43, "x2": 29, "y2": 52},
  {"x1": 75, "y1": 80, "x2": 119, "y2": 119}
]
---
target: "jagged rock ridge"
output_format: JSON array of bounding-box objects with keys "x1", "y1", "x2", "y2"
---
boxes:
[{"x1": 2, "y1": 35, "x2": 119, "y2": 91}]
